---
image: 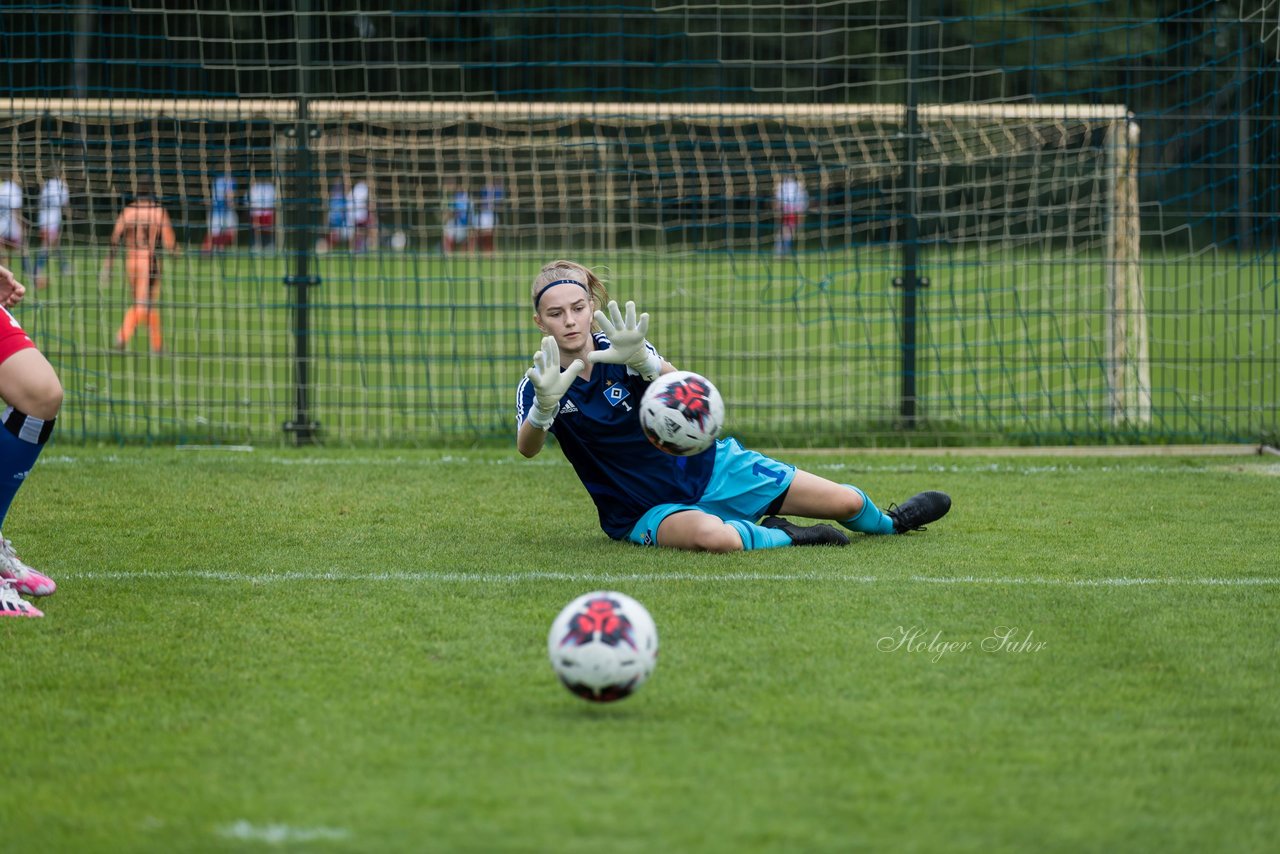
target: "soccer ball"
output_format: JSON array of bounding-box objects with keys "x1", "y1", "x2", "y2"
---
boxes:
[
  {"x1": 547, "y1": 591, "x2": 658, "y2": 703},
  {"x1": 638, "y1": 370, "x2": 724, "y2": 456}
]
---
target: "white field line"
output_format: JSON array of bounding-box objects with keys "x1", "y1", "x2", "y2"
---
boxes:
[
  {"x1": 62, "y1": 569, "x2": 1279, "y2": 587},
  {"x1": 218, "y1": 821, "x2": 349, "y2": 845},
  {"x1": 38, "y1": 454, "x2": 1280, "y2": 477}
]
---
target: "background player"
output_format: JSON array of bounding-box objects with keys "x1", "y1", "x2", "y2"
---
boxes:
[
  {"x1": 35, "y1": 169, "x2": 71, "y2": 289},
  {"x1": 442, "y1": 184, "x2": 471, "y2": 255},
  {"x1": 773, "y1": 172, "x2": 808, "y2": 255},
  {"x1": 248, "y1": 174, "x2": 277, "y2": 253},
  {"x1": 475, "y1": 179, "x2": 504, "y2": 253},
  {"x1": 349, "y1": 177, "x2": 374, "y2": 252},
  {"x1": 325, "y1": 177, "x2": 350, "y2": 252},
  {"x1": 0, "y1": 261, "x2": 62, "y2": 617},
  {"x1": 103, "y1": 180, "x2": 178, "y2": 353},
  {"x1": 201, "y1": 171, "x2": 237, "y2": 253},
  {"x1": 516, "y1": 259, "x2": 950, "y2": 552},
  {"x1": 0, "y1": 174, "x2": 25, "y2": 270}
]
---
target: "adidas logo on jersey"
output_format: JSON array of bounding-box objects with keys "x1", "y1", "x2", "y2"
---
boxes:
[{"x1": 560, "y1": 400, "x2": 579, "y2": 415}]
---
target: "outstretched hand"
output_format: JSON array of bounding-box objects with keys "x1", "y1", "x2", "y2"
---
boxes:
[
  {"x1": 587, "y1": 300, "x2": 648, "y2": 365},
  {"x1": 0, "y1": 264, "x2": 26, "y2": 309},
  {"x1": 526, "y1": 336, "x2": 585, "y2": 426},
  {"x1": 587, "y1": 300, "x2": 662, "y2": 380}
]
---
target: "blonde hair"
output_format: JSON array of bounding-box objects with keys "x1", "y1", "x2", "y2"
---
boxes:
[{"x1": 531, "y1": 260, "x2": 609, "y2": 318}]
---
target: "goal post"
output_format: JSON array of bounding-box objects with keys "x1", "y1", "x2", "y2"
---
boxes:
[
  {"x1": 1107, "y1": 118, "x2": 1153, "y2": 428},
  {"x1": 3, "y1": 96, "x2": 1150, "y2": 442}
]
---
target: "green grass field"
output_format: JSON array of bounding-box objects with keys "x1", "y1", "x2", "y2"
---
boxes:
[
  {"x1": 4, "y1": 445, "x2": 1278, "y2": 852},
  {"x1": 22, "y1": 246, "x2": 1278, "y2": 447}
]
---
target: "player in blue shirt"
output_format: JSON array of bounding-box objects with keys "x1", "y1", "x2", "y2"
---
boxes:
[
  {"x1": 443, "y1": 187, "x2": 472, "y2": 255},
  {"x1": 326, "y1": 178, "x2": 351, "y2": 250},
  {"x1": 516, "y1": 260, "x2": 951, "y2": 552},
  {"x1": 200, "y1": 172, "x2": 238, "y2": 252}
]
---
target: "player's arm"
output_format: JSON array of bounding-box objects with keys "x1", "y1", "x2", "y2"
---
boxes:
[
  {"x1": 517, "y1": 410, "x2": 549, "y2": 458},
  {"x1": 517, "y1": 336, "x2": 584, "y2": 458},
  {"x1": 0, "y1": 264, "x2": 27, "y2": 309},
  {"x1": 161, "y1": 210, "x2": 178, "y2": 255},
  {"x1": 109, "y1": 210, "x2": 125, "y2": 249}
]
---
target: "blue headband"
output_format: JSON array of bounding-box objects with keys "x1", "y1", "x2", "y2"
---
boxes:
[{"x1": 533, "y1": 278, "x2": 588, "y2": 309}]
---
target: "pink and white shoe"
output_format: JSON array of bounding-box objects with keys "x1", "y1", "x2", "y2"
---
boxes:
[
  {"x1": 1, "y1": 578, "x2": 43, "y2": 618},
  {"x1": 0, "y1": 537, "x2": 56, "y2": 597}
]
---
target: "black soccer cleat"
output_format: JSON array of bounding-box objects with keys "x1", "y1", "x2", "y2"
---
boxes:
[
  {"x1": 886, "y1": 491, "x2": 952, "y2": 533},
  {"x1": 761, "y1": 516, "x2": 850, "y2": 547}
]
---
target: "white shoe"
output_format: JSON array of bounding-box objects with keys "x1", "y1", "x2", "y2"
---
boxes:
[
  {"x1": 0, "y1": 537, "x2": 56, "y2": 597},
  {"x1": 0, "y1": 578, "x2": 42, "y2": 617}
]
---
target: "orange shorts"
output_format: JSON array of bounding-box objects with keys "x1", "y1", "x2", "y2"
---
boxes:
[{"x1": 0, "y1": 306, "x2": 37, "y2": 365}]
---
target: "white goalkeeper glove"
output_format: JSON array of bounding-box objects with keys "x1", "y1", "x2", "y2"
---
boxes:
[
  {"x1": 586, "y1": 300, "x2": 662, "y2": 381},
  {"x1": 525, "y1": 336, "x2": 585, "y2": 430}
]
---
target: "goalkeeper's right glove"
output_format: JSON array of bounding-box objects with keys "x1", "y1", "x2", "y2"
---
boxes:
[{"x1": 525, "y1": 336, "x2": 585, "y2": 430}]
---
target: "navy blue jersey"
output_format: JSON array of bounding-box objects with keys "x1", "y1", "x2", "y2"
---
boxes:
[{"x1": 517, "y1": 332, "x2": 717, "y2": 539}]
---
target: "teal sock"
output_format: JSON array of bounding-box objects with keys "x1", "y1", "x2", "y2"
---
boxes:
[
  {"x1": 840, "y1": 485, "x2": 896, "y2": 535},
  {"x1": 727, "y1": 519, "x2": 793, "y2": 550}
]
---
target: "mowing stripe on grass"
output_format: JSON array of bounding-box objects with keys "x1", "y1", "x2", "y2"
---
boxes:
[
  {"x1": 61, "y1": 569, "x2": 1279, "y2": 586},
  {"x1": 38, "y1": 454, "x2": 1280, "y2": 477}
]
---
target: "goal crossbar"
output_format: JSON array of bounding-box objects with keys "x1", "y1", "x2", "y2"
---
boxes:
[{"x1": 4, "y1": 98, "x2": 1132, "y2": 124}]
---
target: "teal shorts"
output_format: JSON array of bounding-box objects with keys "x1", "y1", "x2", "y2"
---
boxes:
[{"x1": 627, "y1": 438, "x2": 796, "y2": 546}]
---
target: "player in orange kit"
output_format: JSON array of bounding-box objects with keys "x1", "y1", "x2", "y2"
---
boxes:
[{"x1": 102, "y1": 180, "x2": 178, "y2": 353}]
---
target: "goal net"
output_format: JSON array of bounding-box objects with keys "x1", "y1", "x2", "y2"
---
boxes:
[{"x1": 6, "y1": 97, "x2": 1148, "y2": 443}]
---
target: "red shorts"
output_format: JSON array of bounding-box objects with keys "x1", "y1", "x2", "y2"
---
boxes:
[
  {"x1": 0, "y1": 307, "x2": 36, "y2": 365},
  {"x1": 252, "y1": 212, "x2": 275, "y2": 228},
  {"x1": 782, "y1": 213, "x2": 800, "y2": 229}
]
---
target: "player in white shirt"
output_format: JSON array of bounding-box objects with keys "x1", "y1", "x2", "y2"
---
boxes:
[
  {"x1": 36, "y1": 175, "x2": 70, "y2": 288},
  {"x1": 348, "y1": 179, "x2": 374, "y2": 252},
  {"x1": 475, "y1": 180, "x2": 505, "y2": 253},
  {"x1": 248, "y1": 178, "x2": 277, "y2": 252},
  {"x1": 773, "y1": 174, "x2": 809, "y2": 255},
  {"x1": 0, "y1": 178, "x2": 24, "y2": 269}
]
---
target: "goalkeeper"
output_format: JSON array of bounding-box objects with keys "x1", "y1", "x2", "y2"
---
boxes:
[{"x1": 516, "y1": 260, "x2": 951, "y2": 552}]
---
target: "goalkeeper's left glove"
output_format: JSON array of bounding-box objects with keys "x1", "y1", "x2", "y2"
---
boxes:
[{"x1": 586, "y1": 300, "x2": 662, "y2": 381}]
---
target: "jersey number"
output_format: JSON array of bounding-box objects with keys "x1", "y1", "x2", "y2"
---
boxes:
[{"x1": 752, "y1": 462, "x2": 786, "y2": 486}]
